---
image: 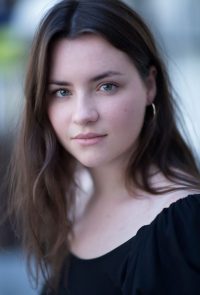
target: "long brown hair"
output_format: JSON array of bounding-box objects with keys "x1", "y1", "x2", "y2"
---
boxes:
[{"x1": 8, "y1": 0, "x2": 200, "y2": 289}]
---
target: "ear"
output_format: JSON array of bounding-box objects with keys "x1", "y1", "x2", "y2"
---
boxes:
[{"x1": 145, "y1": 66, "x2": 157, "y2": 105}]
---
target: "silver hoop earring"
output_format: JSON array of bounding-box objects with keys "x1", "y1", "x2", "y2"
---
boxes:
[{"x1": 151, "y1": 103, "x2": 156, "y2": 117}]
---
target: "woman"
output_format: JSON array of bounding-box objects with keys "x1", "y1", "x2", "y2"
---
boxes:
[{"x1": 9, "y1": 0, "x2": 200, "y2": 294}]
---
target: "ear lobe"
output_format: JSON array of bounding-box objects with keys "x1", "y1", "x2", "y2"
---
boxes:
[{"x1": 145, "y1": 66, "x2": 157, "y2": 105}]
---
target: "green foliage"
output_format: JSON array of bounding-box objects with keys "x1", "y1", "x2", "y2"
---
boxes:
[{"x1": 0, "y1": 26, "x2": 27, "y2": 69}]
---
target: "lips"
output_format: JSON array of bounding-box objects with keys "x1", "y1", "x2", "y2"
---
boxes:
[
  {"x1": 73, "y1": 133, "x2": 106, "y2": 139},
  {"x1": 72, "y1": 133, "x2": 107, "y2": 146}
]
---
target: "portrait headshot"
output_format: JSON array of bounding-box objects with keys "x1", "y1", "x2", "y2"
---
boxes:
[{"x1": 0, "y1": 0, "x2": 200, "y2": 294}]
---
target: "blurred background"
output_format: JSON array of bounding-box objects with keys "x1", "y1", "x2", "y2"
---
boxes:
[{"x1": 0, "y1": 0, "x2": 199, "y2": 294}]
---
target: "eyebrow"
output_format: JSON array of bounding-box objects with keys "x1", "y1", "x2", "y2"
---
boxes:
[{"x1": 48, "y1": 71, "x2": 124, "y2": 86}]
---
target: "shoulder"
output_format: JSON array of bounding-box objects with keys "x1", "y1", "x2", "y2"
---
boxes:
[
  {"x1": 153, "y1": 193, "x2": 200, "y2": 285},
  {"x1": 124, "y1": 193, "x2": 200, "y2": 293},
  {"x1": 147, "y1": 192, "x2": 200, "y2": 245},
  {"x1": 160, "y1": 192, "x2": 200, "y2": 243},
  {"x1": 146, "y1": 170, "x2": 200, "y2": 227},
  {"x1": 155, "y1": 193, "x2": 200, "y2": 244},
  {"x1": 157, "y1": 191, "x2": 200, "y2": 226}
]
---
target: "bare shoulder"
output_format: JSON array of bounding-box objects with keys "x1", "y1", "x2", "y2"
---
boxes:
[
  {"x1": 160, "y1": 189, "x2": 200, "y2": 208},
  {"x1": 148, "y1": 170, "x2": 200, "y2": 209}
]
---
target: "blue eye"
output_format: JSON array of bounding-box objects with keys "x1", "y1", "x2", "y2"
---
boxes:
[
  {"x1": 99, "y1": 83, "x2": 118, "y2": 93},
  {"x1": 55, "y1": 89, "x2": 71, "y2": 97}
]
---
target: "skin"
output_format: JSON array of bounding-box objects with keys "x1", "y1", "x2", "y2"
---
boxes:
[
  {"x1": 48, "y1": 35, "x2": 156, "y2": 172},
  {"x1": 47, "y1": 34, "x2": 189, "y2": 259}
]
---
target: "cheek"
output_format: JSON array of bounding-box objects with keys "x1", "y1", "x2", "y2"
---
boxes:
[
  {"x1": 47, "y1": 104, "x2": 69, "y2": 135},
  {"x1": 48, "y1": 103, "x2": 69, "y2": 124},
  {"x1": 107, "y1": 98, "x2": 146, "y2": 131},
  {"x1": 48, "y1": 106, "x2": 58, "y2": 131}
]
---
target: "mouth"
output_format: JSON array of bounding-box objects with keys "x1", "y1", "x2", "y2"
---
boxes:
[{"x1": 72, "y1": 133, "x2": 107, "y2": 146}]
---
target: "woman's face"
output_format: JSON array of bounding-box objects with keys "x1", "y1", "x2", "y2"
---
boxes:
[{"x1": 47, "y1": 34, "x2": 156, "y2": 168}]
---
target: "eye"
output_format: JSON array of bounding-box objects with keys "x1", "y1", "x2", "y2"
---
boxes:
[
  {"x1": 48, "y1": 88, "x2": 72, "y2": 98},
  {"x1": 99, "y1": 83, "x2": 118, "y2": 93},
  {"x1": 55, "y1": 88, "x2": 71, "y2": 97}
]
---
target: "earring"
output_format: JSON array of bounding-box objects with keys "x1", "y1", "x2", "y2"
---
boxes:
[{"x1": 151, "y1": 103, "x2": 156, "y2": 118}]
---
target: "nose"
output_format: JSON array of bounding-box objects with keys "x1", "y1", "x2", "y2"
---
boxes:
[{"x1": 72, "y1": 97, "x2": 99, "y2": 125}]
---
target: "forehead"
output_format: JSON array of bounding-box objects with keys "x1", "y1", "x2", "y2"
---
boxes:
[{"x1": 49, "y1": 34, "x2": 135, "y2": 79}]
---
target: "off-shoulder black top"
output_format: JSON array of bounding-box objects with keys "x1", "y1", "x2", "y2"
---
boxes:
[{"x1": 42, "y1": 194, "x2": 200, "y2": 295}]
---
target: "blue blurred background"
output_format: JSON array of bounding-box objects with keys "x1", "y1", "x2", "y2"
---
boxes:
[{"x1": 0, "y1": 0, "x2": 199, "y2": 294}]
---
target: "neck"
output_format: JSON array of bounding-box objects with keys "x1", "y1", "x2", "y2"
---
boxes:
[{"x1": 89, "y1": 160, "x2": 132, "y2": 201}]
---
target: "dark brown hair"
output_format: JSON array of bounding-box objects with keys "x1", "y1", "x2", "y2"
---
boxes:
[{"x1": 8, "y1": 0, "x2": 200, "y2": 289}]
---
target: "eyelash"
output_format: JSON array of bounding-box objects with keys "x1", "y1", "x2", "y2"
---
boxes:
[
  {"x1": 50, "y1": 88, "x2": 71, "y2": 98},
  {"x1": 98, "y1": 82, "x2": 119, "y2": 93},
  {"x1": 49, "y1": 82, "x2": 119, "y2": 98}
]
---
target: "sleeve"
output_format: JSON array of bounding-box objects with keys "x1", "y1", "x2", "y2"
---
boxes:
[{"x1": 123, "y1": 194, "x2": 200, "y2": 295}]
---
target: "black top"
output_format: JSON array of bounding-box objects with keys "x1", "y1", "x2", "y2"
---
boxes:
[{"x1": 42, "y1": 194, "x2": 200, "y2": 295}]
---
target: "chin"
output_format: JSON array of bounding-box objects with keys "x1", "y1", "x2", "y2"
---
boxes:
[
  {"x1": 78, "y1": 160, "x2": 102, "y2": 168},
  {"x1": 76, "y1": 156, "x2": 107, "y2": 168}
]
